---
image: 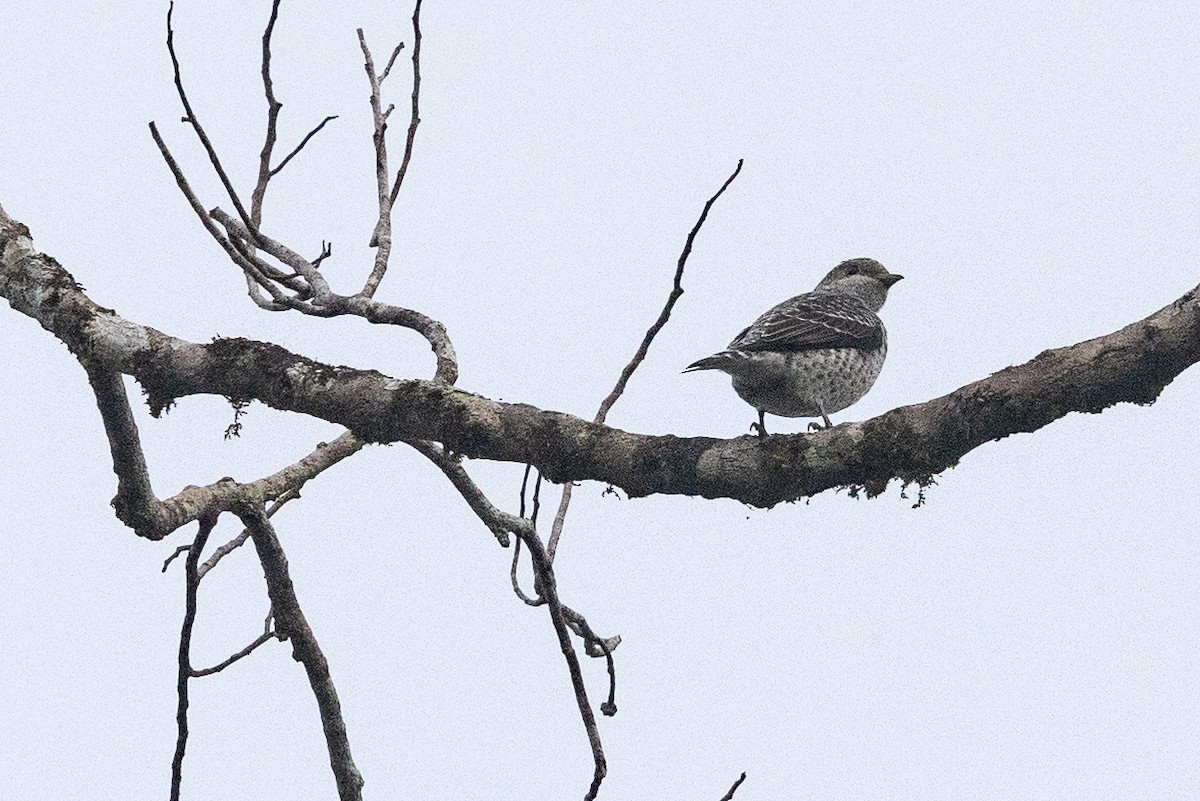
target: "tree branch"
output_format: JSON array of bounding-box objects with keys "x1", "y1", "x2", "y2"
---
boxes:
[
  {"x1": 170, "y1": 509, "x2": 219, "y2": 801},
  {"x1": 548, "y1": 159, "x2": 742, "y2": 560},
  {"x1": 4, "y1": 206, "x2": 1199, "y2": 509},
  {"x1": 357, "y1": 0, "x2": 425, "y2": 297},
  {"x1": 190, "y1": 630, "x2": 279, "y2": 677},
  {"x1": 718, "y1": 772, "x2": 747, "y2": 801},
  {"x1": 236, "y1": 497, "x2": 364, "y2": 801}
]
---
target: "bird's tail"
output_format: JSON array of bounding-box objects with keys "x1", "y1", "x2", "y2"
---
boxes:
[{"x1": 684, "y1": 352, "x2": 737, "y2": 373}]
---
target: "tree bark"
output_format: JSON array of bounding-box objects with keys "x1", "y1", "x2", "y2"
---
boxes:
[{"x1": 4, "y1": 205, "x2": 1198, "y2": 508}]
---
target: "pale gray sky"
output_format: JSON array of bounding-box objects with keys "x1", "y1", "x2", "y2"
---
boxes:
[{"x1": 3, "y1": 2, "x2": 1200, "y2": 799}]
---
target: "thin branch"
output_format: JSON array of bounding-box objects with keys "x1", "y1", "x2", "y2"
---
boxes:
[
  {"x1": 252, "y1": 0, "x2": 285, "y2": 228},
  {"x1": 170, "y1": 509, "x2": 219, "y2": 801},
  {"x1": 360, "y1": 0, "x2": 425, "y2": 298},
  {"x1": 520, "y1": 532, "x2": 607, "y2": 800},
  {"x1": 268, "y1": 114, "x2": 338, "y2": 179},
  {"x1": 149, "y1": 122, "x2": 307, "y2": 301},
  {"x1": 238, "y1": 499, "x2": 363, "y2": 801},
  {"x1": 191, "y1": 630, "x2": 279, "y2": 677},
  {"x1": 510, "y1": 465, "x2": 544, "y2": 604},
  {"x1": 356, "y1": 27, "x2": 395, "y2": 285},
  {"x1": 406, "y1": 439, "x2": 523, "y2": 546},
  {"x1": 560, "y1": 605, "x2": 620, "y2": 716},
  {"x1": 547, "y1": 159, "x2": 743, "y2": 560},
  {"x1": 509, "y1": 535, "x2": 544, "y2": 607},
  {"x1": 210, "y1": 208, "x2": 332, "y2": 301},
  {"x1": 162, "y1": 544, "x2": 190, "y2": 572},
  {"x1": 380, "y1": 41, "x2": 405, "y2": 83},
  {"x1": 165, "y1": 2, "x2": 257, "y2": 237},
  {"x1": 719, "y1": 772, "x2": 748, "y2": 801},
  {"x1": 388, "y1": 0, "x2": 423, "y2": 207}
]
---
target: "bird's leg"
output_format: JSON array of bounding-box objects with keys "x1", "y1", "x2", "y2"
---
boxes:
[
  {"x1": 806, "y1": 401, "x2": 833, "y2": 432},
  {"x1": 751, "y1": 409, "x2": 769, "y2": 438}
]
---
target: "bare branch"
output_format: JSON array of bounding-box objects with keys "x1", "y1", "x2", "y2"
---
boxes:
[
  {"x1": 406, "y1": 439, "x2": 523, "y2": 546},
  {"x1": 149, "y1": 122, "x2": 308, "y2": 301},
  {"x1": 509, "y1": 535, "x2": 544, "y2": 606},
  {"x1": 162, "y1": 544, "x2": 190, "y2": 572},
  {"x1": 356, "y1": 27, "x2": 395, "y2": 282},
  {"x1": 547, "y1": 159, "x2": 743, "y2": 560},
  {"x1": 164, "y1": 2, "x2": 256, "y2": 237},
  {"x1": 191, "y1": 630, "x2": 279, "y2": 677},
  {"x1": 519, "y1": 531, "x2": 607, "y2": 799},
  {"x1": 252, "y1": 0, "x2": 285, "y2": 228},
  {"x1": 359, "y1": 0, "x2": 425, "y2": 298},
  {"x1": 74, "y1": 341, "x2": 362, "y2": 541},
  {"x1": 81, "y1": 363, "x2": 159, "y2": 533},
  {"x1": 719, "y1": 772, "x2": 748, "y2": 801},
  {"x1": 210, "y1": 208, "x2": 332, "y2": 302},
  {"x1": 388, "y1": 0, "x2": 423, "y2": 207},
  {"x1": 380, "y1": 41, "x2": 405, "y2": 83},
  {"x1": 268, "y1": 114, "x2": 338, "y2": 179},
  {"x1": 170, "y1": 508, "x2": 219, "y2": 801},
  {"x1": 237, "y1": 499, "x2": 363, "y2": 800}
]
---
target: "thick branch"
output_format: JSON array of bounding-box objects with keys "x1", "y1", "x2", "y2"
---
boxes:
[{"x1": 4, "y1": 206, "x2": 1199, "y2": 508}]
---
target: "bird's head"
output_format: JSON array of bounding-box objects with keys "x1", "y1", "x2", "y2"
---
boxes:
[{"x1": 814, "y1": 258, "x2": 903, "y2": 312}]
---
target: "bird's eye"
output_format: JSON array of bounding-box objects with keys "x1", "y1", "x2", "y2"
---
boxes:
[{"x1": 845, "y1": 264, "x2": 860, "y2": 275}]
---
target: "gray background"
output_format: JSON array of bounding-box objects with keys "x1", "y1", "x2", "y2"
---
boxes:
[{"x1": 3, "y1": 1, "x2": 1199, "y2": 798}]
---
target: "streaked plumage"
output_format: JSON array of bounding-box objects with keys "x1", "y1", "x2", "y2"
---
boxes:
[{"x1": 685, "y1": 258, "x2": 902, "y2": 434}]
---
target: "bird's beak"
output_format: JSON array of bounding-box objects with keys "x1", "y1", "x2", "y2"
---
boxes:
[{"x1": 884, "y1": 273, "x2": 904, "y2": 286}]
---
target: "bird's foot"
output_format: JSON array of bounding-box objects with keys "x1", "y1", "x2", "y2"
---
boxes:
[
  {"x1": 751, "y1": 410, "x2": 770, "y2": 438},
  {"x1": 806, "y1": 420, "x2": 827, "y2": 433}
]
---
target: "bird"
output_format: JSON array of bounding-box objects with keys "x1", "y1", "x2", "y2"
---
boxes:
[{"x1": 685, "y1": 258, "x2": 903, "y2": 436}]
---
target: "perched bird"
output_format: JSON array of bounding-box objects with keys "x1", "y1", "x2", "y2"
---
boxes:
[{"x1": 685, "y1": 258, "x2": 903, "y2": 435}]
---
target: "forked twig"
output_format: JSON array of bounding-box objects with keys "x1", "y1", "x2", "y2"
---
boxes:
[
  {"x1": 252, "y1": 0, "x2": 338, "y2": 226},
  {"x1": 358, "y1": 0, "x2": 425, "y2": 297}
]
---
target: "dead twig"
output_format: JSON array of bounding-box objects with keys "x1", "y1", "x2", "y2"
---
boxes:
[
  {"x1": 170, "y1": 508, "x2": 220, "y2": 801},
  {"x1": 191, "y1": 630, "x2": 279, "y2": 677},
  {"x1": 719, "y1": 772, "x2": 748, "y2": 801},
  {"x1": 359, "y1": 0, "x2": 425, "y2": 297},
  {"x1": 547, "y1": 159, "x2": 743, "y2": 560},
  {"x1": 165, "y1": 2, "x2": 256, "y2": 237}
]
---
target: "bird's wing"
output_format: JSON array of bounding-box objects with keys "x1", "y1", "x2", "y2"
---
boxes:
[{"x1": 727, "y1": 292, "x2": 883, "y2": 352}]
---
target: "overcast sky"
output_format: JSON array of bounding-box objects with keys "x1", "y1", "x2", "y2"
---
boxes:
[{"x1": 4, "y1": 2, "x2": 1200, "y2": 799}]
